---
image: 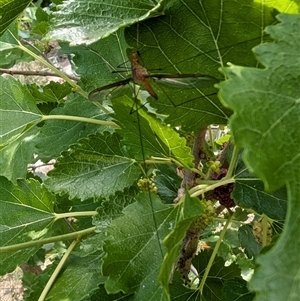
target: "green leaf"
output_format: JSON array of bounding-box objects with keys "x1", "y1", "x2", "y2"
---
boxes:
[
  {"x1": 87, "y1": 285, "x2": 134, "y2": 301},
  {"x1": 158, "y1": 192, "x2": 204, "y2": 293},
  {"x1": 45, "y1": 132, "x2": 141, "y2": 200},
  {"x1": 31, "y1": 7, "x2": 51, "y2": 36},
  {"x1": 46, "y1": 252, "x2": 105, "y2": 301},
  {"x1": 233, "y1": 207, "x2": 251, "y2": 222},
  {"x1": 0, "y1": 21, "x2": 30, "y2": 68},
  {"x1": 234, "y1": 179, "x2": 287, "y2": 221},
  {"x1": 112, "y1": 96, "x2": 194, "y2": 168},
  {"x1": 28, "y1": 81, "x2": 72, "y2": 104},
  {"x1": 60, "y1": 29, "x2": 129, "y2": 92},
  {"x1": 0, "y1": 126, "x2": 39, "y2": 182},
  {"x1": 219, "y1": 15, "x2": 300, "y2": 300},
  {"x1": 141, "y1": 105, "x2": 195, "y2": 169},
  {"x1": 0, "y1": 177, "x2": 55, "y2": 274},
  {"x1": 35, "y1": 97, "x2": 113, "y2": 160},
  {"x1": 94, "y1": 186, "x2": 139, "y2": 232},
  {"x1": 0, "y1": 177, "x2": 54, "y2": 213},
  {"x1": 78, "y1": 233, "x2": 106, "y2": 257},
  {"x1": 124, "y1": 0, "x2": 280, "y2": 131},
  {"x1": 219, "y1": 14, "x2": 300, "y2": 192},
  {"x1": 155, "y1": 165, "x2": 182, "y2": 204},
  {"x1": 48, "y1": 0, "x2": 167, "y2": 45},
  {"x1": 238, "y1": 225, "x2": 262, "y2": 258},
  {"x1": 223, "y1": 278, "x2": 255, "y2": 301},
  {"x1": 169, "y1": 250, "x2": 242, "y2": 301},
  {"x1": 233, "y1": 157, "x2": 287, "y2": 221},
  {"x1": 23, "y1": 261, "x2": 57, "y2": 301},
  {"x1": 102, "y1": 193, "x2": 177, "y2": 298},
  {"x1": 0, "y1": 0, "x2": 32, "y2": 35},
  {"x1": 0, "y1": 76, "x2": 42, "y2": 146}
]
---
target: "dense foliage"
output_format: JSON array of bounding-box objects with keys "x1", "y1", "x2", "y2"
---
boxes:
[{"x1": 0, "y1": 1, "x2": 299, "y2": 301}]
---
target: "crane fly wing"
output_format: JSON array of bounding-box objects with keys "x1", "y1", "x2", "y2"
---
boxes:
[
  {"x1": 88, "y1": 78, "x2": 132, "y2": 103},
  {"x1": 150, "y1": 73, "x2": 219, "y2": 89}
]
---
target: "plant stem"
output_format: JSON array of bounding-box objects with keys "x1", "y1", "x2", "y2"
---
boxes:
[
  {"x1": 38, "y1": 239, "x2": 79, "y2": 301},
  {"x1": 16, "y1": 41, "x2": 86, "y2": 97},
  {"x1": 42, "y1": 114, "x2": 120, "y2": 128},
  {"x1": 208, "y1": 125, "x2": 214, "y2": 151},
  {"x1": 9, "y1": 32, "x2": 114, "y2": 115},
  {"x1": 225, "y1": 145, "x2": 239, "y2": 179},
  {"x1": 0, "y1": 227, "x2": 96, "y2": 253},
  {"x1": 54, "y1": 211, "x2": 98, "y2": 220},
  {"x1": 198, "y1": 210, "x2": 234, "y2": 293},
  {"x1": 145, "y1": 159, "x2": 173, "y2": 165},
  {"x1": 189, "y1": 178, "x2": 235, "y2": 198},
  {"x1": 262, "y1": 215, "x2": 269, "y2": 247}
]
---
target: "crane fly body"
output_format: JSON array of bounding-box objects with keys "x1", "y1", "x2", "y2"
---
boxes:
[{"x1": 131, "y1": 51, "x2": 158, "y2": 100}]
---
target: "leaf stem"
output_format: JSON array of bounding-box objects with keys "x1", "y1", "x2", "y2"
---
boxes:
[
  {"x1": 0, "y1": 227, "x2": 96, "y2": 253},
  {"x1": 261, "y1": 214, "x2": 269, "y2": 247},
  {"x1": 147, "y1": 156, "x2": 202, "y2": 175},
  {"x1": 17, "y1": 42, "x2": 86, "y2": 97},
  {"x1": 38, "y1": 239, "x2": 79, "y2": 301},
  {"x1": 54, "y1": 211, "x2": 98, "y2": 220},
  {"x1": 196, "y1": 179, "x2": 219, "y2": 184},
  {"x1": 189, "y1": 178, "x2": 235, "y2": 198},
  {"x1": 42, "y1": 114, "x2": 120, "y2": 128},
  {"x1": 208, "y1": 125, "x2": 214, "y2": 151},
  {"x1": 225, "y1": 145, "x2": 239, "y2": 179},
  {"x1": 198, "y1": 210, "x2": 234, "y2": 293},
  {"x1": 145, "y1": 158, "x2": 173, "y2": 165}
]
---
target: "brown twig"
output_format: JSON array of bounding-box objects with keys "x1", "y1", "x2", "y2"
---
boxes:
[
  {"x1": 27, "y1": 162, "x2": 55, "y2": 172},
  {"x1": 174, "y1": 129, "x2": 231, "y2": 285},
  {"x1": 0, "y1": 68, "x2": 79, "y2": 81}
]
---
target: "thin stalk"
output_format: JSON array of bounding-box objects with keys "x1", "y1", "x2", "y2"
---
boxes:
[
  {"x1": 208, "y1": 125, "x2": 214, "y2": 151},
  {"x1": 144, "y1": 159, "x2": 173, "y2": 165},
  {"x1": 225, "y1": 145, "x2": 239, "y2": 179},
  {"x1": 54, "y1": 211, "x2": 98, "y2": 221},
  {"x1": 0, "y1": 227, "x2": 96, "y2": 253},
  {"x1": 38, "y1": 239, "x2": 79, "y2": 301},
  {"x1": 189, "y1": 178, "x2": 235, "y2": 198},
  {"x1": 261, "y1": 215, "x2": 269, "y2": 247},
  {"x1": 16, "y1": 41, "x2": 86, "y2": 97},
  {"x1": 147, "y1": 156, "x2": 182, "y2": 168},
  {"x1": 196, "y1": 179, "x2": 220, "y2": 185},
  {"x1": 9, "y1": 32, "x2": 115, "y2": 115},
  {"x1": 146, "y1": 157, "x2": 204, "y2": 176},
  {"x1": 42, "y1": 114, "x2": 120, "y2": 128},
  {"x1": 198, "y1": 210, "x2": 234, "y2": 293}
]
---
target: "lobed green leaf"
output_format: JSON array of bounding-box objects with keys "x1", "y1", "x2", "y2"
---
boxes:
[
  {"x1": 46, "y1": 252, "x2": 105, "y2": 301},
  {"x1": 0, "y1": 76, "x2": 42, "y2": 146},
  {"x1": 0, "y1": 177, "x2": 55, "y2": 274},
  {"x1": 35, "y1": 97, "x2": 113, "y2": 160},
  {"x1": 45, "y1": 132, "x2": 141, "y2": 200},
  {"x1": 219, "y1": 14, "x2": 300, "y2": 301},
  {"x1": 0, "y1": 0, "x2": 32, "y2": 35},
  {"x1": 48, "y1": 0, "x2": 168, "y2": 45},
  {"x1": 112, "y1": 96, "x2": 194, "y2": 168},
  {"x1": 102, "y1": 193, "x2": 177, "y2": 298},
  {"x1": 159, "y1": 192, "x2": 204, "y2": 293}
]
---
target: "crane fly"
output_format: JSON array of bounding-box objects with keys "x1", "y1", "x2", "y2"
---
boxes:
[
  {"x1": 88, "y1": 50, "x2": 219, "y2": 108},
  {"x1": 131, "y1": 50, "x2": 158, "y2": 100}
]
